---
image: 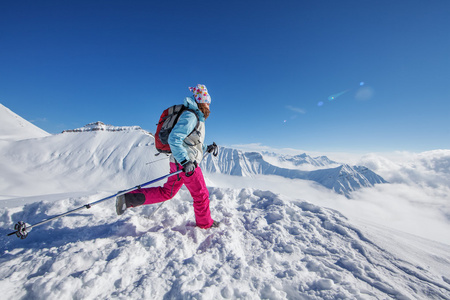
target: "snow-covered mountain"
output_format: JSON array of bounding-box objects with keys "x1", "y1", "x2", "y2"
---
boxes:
[
  {"x1": 0, "y1": 103, "x2": 49, "y2": 141},
  {"x1": 62, "y1": 121, "x2": 144, "y2": 133},
  {"x1": 1, "y1": 104, "x2": 450, "y2": 299},
  {"x1": 201, "y1": 147, "x2": 387, "y2": 197},
  {"x1": 262, "y1": 151, "x2": 339, "y2": 169},
  {"x1": 0, "y1": 121, "x2": 165, "y2": 201}
]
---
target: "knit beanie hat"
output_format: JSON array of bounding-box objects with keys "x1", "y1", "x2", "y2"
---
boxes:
[{"x1": 189, "y1": 84, "x2": 211, "y2": 104}]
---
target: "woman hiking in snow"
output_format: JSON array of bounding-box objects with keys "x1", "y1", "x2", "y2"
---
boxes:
[{"x1": 115, "y1": 84, "x2": 219, "y2": 229}]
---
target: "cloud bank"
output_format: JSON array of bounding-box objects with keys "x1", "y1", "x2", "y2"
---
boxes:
[{"x1": 212, "y1": 146, "x2": 450, "y2": 245}]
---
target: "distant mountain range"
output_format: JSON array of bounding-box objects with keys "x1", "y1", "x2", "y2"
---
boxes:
[
  {"x1": 57, "y1": 122, "x2": 389, "y2": 197},
  {"x1": 201, "y1": 147, "x2": 387, "y2": 197}
]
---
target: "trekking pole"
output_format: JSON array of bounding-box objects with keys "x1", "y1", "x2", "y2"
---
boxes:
[
  {"x1": 7, "y1": 169, "x2": 183, "y2": 239},
  {"x1": 146, "y1": 156, "x2": 169, "y2": 165}
]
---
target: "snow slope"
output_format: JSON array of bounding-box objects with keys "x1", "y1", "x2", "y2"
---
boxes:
[
  {"x1": 1, "y1": 188, "x2": 449, "y2": 299},
  {"x1": 1, "y1": 105, "x2": 450, "y2": 299},
  {"x1": 0, "y1": 122, "x2": 166, "y2": 202},
  {"x1": 0, "y1": 103, "x2": 49, "y2": 142}
]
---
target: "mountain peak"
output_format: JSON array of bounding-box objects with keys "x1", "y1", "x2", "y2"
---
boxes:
[{"x1": 0, "y1": 103, "x2": 50, "y2": 141}]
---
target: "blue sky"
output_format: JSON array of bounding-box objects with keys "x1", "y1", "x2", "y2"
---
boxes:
[{"x1": 1, "y1": 0, "x2": 449, "y2": 153}]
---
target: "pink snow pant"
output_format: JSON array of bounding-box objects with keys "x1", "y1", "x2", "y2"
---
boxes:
[{"x1": 129, "y1": 162, "x2": 214, "y2": 229}]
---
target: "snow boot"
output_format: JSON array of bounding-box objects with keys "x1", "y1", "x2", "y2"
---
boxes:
[
  {"x1": 211, "y1": 220, "x2": 220, "y2": 228},
  {"x1": 116, "y1": 193, "x2": 146, "y2": 215},
  {"x1": 116, "y1": 195, "x2": 127, "y2": 215}
]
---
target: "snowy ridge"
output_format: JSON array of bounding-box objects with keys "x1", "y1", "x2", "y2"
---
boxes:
[
  {"x1": 0, "y1": 103, "x2": 49, "y2": 141},
  {"x1": 1, "y1": 188, "x2": 449, "y2": 299},
  {"x1": 201, "y1": 147, "x2": 387, "y2": 197},
  {"x1": 62, "y1": 121, "x2": 146, "y2": 134},
  {"x1": 262, "y1": 152, "x2": 339, "y2": 169},
  {"x1": 0, "y1": 123, "x2": 165, "y2": 201},
  {"x1": 307, "y1": 164, "x2": 387, "y2": 195}
]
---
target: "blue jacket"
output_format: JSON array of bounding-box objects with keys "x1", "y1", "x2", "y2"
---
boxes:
[{"x1": 168, "y1": 96, "x2": 206, "y2": 164}]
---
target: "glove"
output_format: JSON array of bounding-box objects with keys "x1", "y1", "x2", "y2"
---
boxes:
[
  {"x1": 182, "y1": 160, "x2": 197, "y2": 177},
  {"x1": 206, "y1": 142, "x2": 218, "y2": 156}
]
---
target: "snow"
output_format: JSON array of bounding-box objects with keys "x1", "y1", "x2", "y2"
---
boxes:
[
  {"x1": 0, "y1": 104, "x2": 49, "y2": 142},
  {"x1": 261, "y1": 152, "x2": 340, "y2": 171},
  {"x1": 1, "y1": 104, "x2": 450, "y2": 299}
]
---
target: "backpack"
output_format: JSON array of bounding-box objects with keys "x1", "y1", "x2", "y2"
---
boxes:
[{"x1": 155, "y1": 104, "x2": 199, "y2": 154}]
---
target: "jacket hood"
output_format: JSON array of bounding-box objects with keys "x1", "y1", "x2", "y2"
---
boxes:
[{"x1": 184, "y1": 96, "x2": 205, "y2": 121}]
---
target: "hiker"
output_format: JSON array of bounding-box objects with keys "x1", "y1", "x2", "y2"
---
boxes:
[{"x1": 116, "y1": 84, "x2": 219, "y2": 229}]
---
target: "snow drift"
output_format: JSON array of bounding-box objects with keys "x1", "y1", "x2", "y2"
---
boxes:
[{"x1": 2, "y1": 188, "x2": 450, "y2": 299}]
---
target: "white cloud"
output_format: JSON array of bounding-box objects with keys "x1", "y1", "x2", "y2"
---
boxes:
[
  {"x1": 216, "y1": 146, "x2": 450, "y2": 245},
  {"x1": 286, "y1": 105, "x2": 306, "y2": 114},
  {"x1": 30, "y1": 117, "x2": 48, "y2": 123},
  {"x1": 349, "y1": 183, "x2": 450, "y2": 245},
  {"x1": 345, "y1": 149, "x2": 450, "y2": 245},
  {"x1": 355, "y1": 86, "x2": 375, "y2": 101},
  {"x1": 358, "y1": 150, "x2": 450, "y2": 186}
]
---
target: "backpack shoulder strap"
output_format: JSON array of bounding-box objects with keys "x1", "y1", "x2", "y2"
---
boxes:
[
  {"x1": 173, "y1": 106, "x2": 200, "y2": 135},
  {"x1": 183, "y1": 108, "x2": 200, "y2": 128}
]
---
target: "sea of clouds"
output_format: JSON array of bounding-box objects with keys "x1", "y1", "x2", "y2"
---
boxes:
[{"x1": 229, "y1": 145, "x2": 450, "y2": 245}]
